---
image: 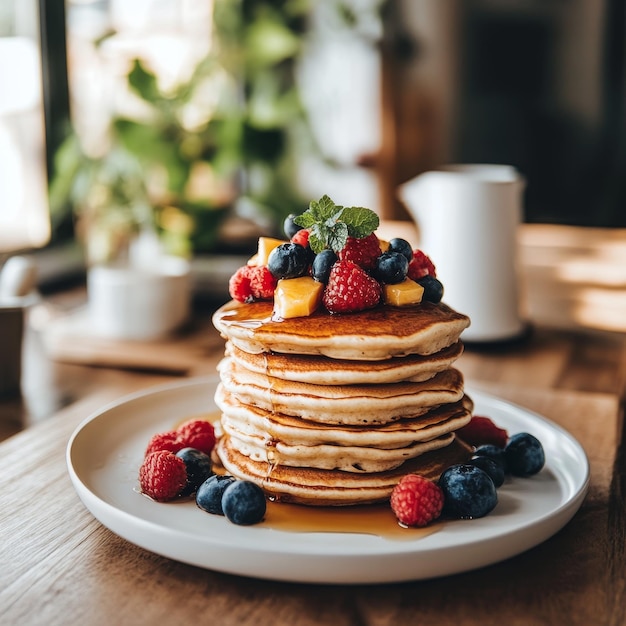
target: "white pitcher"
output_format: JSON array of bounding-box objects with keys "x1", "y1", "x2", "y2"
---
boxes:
[{"x1": 399, "y1": 164, "x2": 526, "y2": 342}]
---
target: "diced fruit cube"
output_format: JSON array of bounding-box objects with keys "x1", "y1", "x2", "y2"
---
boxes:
[
  {"x1": 274, "y1": 277, "x2": 324, "y2": 319},
  {"x1": 252, "y1": 237, "x2": 289, "y2": 266},
  {"x1": 379, "y1": 239, "x2": 390, "y2": 253},
  {"x1": 383, "y1": 278, "x2": 424, "y2": 306}
]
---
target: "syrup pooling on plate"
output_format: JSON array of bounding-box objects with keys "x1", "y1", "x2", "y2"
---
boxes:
[{"x1": 261, "y1": 501, "x2": 440, "y2": 540}]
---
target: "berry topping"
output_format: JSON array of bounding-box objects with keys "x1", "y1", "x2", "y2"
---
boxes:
[
  {"x1": 290, "y1": 227, "x2": 310, "y2": 248},
  {"x1": 469, "y1": 455, "x2": 505, "y2": 487},
  {"x1": 473, "y1": 444, "x2": 507, "y2": 471},
  {"x1": 145, "y1": 430, "x2": 184, "y2": 456},
  {"x1": 221, "y1": 480, "x2": 267, "y2": 525},
  {"x1": 417, "y1": 275, "x2": 444, "y2": 303},
  {"x1": 311, "y1": 249, "x2": 337, "y2": 283},
  {"x1": 372, "y1": 251, "x2": 409, "y2": 284},
  {"x1": 456, "y1": 415, "x2": 509, "y2": 448},
  {"x1": 176, "y1": 419, "x2": 216, "y2": 456},
  {"x1": 267, "y1": 243, "x2": 310, "y2": 280},
  {"x1": 228, "y1": 265, "x2": 254, "y2": 303},
  {"x1": 248, "y1": 265, "x2": 278, "y2": 300},
  {"x1": 283, "y1": 213, "x2": 303, "y2": 239},
  {"x1": 438, "y1": 464, "x2": 498, "y2": 519},
  {"x1": 196, "y1": 474, "x2": 237, "y2": 515},
  {"x1": 407, "y1": 249, "x2": 436, "y2": 280},
  {"x1": 323, "y1": 260, "x2": 382, "y2": 314},
  {"x1": 505, "y1": 433, "x2": 545, "y2": 477},
  {"x1": 175, "y1": 447, "x2": 214, "y2": 496},
  {"x1": 139, "y1": 450, "x2": 188, "y2": 502},
  {"x1": 390, "y1": 474, "x2": 444, "y2": 527},
  {"x1": 338, "y1": 232, "x2": 381, "y2": 270},
  {"x1": 388, "y1": 238, "x2": 413, "y2": 262}
]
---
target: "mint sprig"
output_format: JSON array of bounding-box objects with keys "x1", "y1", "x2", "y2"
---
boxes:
[{"x1": 294, "y1": 195, "x2": 379, "y2": 254}]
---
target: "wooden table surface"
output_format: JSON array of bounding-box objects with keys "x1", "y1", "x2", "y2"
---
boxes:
[{"x1": 2, "y1": 225, "x2": 626, "y2": 626}]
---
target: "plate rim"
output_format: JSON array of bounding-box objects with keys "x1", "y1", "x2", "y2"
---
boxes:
[{"x1": 66, "y1": 376, "x2": 590, "y2": 584}]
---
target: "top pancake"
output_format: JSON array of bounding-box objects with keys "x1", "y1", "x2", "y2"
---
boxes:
[{"x1": 212, "y1": 299, "x2": 470, "y2": 360}]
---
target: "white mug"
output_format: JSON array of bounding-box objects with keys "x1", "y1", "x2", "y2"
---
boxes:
[
  {"x1": 399, "y1": 164, "x2": 526, "y2": 342},
  {"x1": 87, "y1": 256, "x2": 191, "y2": 340}
]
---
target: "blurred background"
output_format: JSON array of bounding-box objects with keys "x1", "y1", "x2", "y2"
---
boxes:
[{"x1": 1, "y1": 0, "x2": 625, "y2": 310}]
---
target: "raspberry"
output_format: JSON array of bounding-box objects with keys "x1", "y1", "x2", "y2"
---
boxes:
[
  {"x1": 176, "y1": 419, "x2": 216, "y2": 455},
  {"x1": 248, "y1": 265, "x2": 277, "y2": 300},
  {"x1": 390, "y1": 474, "x2": 444, "y2": 527},
  {"x1": 407, "y1": 249, "x2": 436, "y2": 280},
  {"x1": 139, "y1": 450, "x2": 188, "y2": 501},
  {"x1": 229, "y1": 265, "x2": 253, "y2": 302},
  {"x1": 323, "y1": 260, "x2": 381, "y2": 314},
  {"x1": 457, "y1": 415, "x2": 509, "y2": 448},
  {"x1": 338, "y1": 232, "x2": 381, "y2": 270},
  {"x1": 290, "y1": 228, "x2": 310, "y2": 248},
  {"x1": 145, "y1": 431, "x2": 184, "y2": 456}
]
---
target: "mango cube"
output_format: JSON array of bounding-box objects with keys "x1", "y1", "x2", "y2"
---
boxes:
[
  {"x1": 379, "y1": 239, "x2": 390, "y2": 253},
  {"x1": 383, "y1": 279, "x2": 424, "y2": 306},
  {"x1": 250, "y1": 237, "x2": 288, "y2": 266},
  {"x1": 274, "y1": 277, "x2": 324, "y2": 319}
]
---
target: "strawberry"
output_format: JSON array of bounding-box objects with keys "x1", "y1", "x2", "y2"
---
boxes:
[
  {"x1": 407, "y1": 249, "x2": 436, "y2": 280},
  {"x1": 176, "y1": 419, "x2": 216, "y2": 455},
  {"x1": 248, "y1": 265, "x2": 277, "y2": 300},
  {"x1": 323, "y1": 260, "x2": 381, "y2": 314},
  {"x1": 456, "y1": 415, "x2": 509, "y2": 448},
  {"x1": 145, "y1": 431, "x2": 184, "y2": 456},
  {"x1": 390, "y1": 474, "x2": 444, "y2": 527},
  {"x1": 338, "y1": 232, "x2": 381, "y2": 270},
  {"x1": 139, "y1": 450, "x2": 188, "y2": 501}
]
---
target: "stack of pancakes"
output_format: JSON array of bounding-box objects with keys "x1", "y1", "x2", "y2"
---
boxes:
[{"x1": 212, "y1": 299, "x2": 472, "y2": 506}]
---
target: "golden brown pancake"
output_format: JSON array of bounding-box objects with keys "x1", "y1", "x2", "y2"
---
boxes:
[
  {"x1": 212, "y1": 300, "x2": 470, "y2": 360},
  {"x1": 216, "y1": 435, "x2": 473, "y2": 506},
  {"x1": 217, "y1": 357, "x2": 465, "y2": 424},
  {"x1": 217, "y1": 389, "x2": 472, "y2": 473},
  {"x1": 226, "y1": 341, "x2": 464, "y2": 385}
]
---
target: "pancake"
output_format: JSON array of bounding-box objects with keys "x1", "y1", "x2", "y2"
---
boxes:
[
  {"x1": 217, "y1": 357, "x2": 465, "y2": 425},
  {"x1": 212, "y1": 300, "x2": 470, "y2": 360},
  {"x1": 226, "y1": 341, "x2": 464, "y2": 385},
  {"x1": 216, "y1": 386, "x2": 473, "y2": 449},
  {"x1": 216, "y1": 435, "x2": 473, "y2": 506},
  {"x1": 217, "y1": 389, "x2": 472, "y2": 472}
]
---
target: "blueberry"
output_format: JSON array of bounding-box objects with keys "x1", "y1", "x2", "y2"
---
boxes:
[
  {"x1": 196, "y1": 475, "x2": 236, "y2": 515},
  {"x1": 469, "y1": 455, "x2": 505, "y2": 487},
  {"x1": 505, "y1": 433, "x2": 545, "y2": 477},
  {"x1": 312, "y1": 249, "x2": 337, "y2": 283},
  {"x1": 473, "y1": 444, "x2": 507, "y2": 471},
  {"x1": 267, "y1": 243, "x2": 309, "y2": 279},
  {"x1": 221, "y1": 480, "x2": 267, "y2": 525},
  {"x1": 388, "y1": 238, "x2": 413, "y2": 262},
  {"x1": 417, "y1": 275, "x2": 444, "y2": 303},
  {"x1": 176, "y1": 447, "x2": 214, "y2": 496},
  {"x1": 372, "y1": 252, "x2": 409, "y2": 284},
  {"x1": 283, "y1": 213, "x2": 303, "y2": 239},
  {"x1": 438, "y1": 464, "x2": 498, "y2": 519}
]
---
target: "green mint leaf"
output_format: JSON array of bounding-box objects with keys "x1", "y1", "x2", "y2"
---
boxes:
[
  {"x1": 340, "y1": 206, "x2": 379, "y2": 238},
  {"x1": 294, "y1": 212, "x2": 316, "y2": 228},
  {"x1": 294, "y1": 195, "x2": 378, "y2": 252},
  {"x1": 326, "y1": 222, "x2": 349, "y2": 252},
  {"x1": 308, "y1": 227, "x2": 326, "y2": 254}
]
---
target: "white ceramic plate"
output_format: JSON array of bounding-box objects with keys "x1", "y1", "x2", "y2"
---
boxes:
[{"x1": 66, "y1": 377, "x2": 589, "y2": 584}]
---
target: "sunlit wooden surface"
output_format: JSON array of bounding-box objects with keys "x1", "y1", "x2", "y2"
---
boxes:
[{"x1": 1, "y1": 223, "x2": 626, "y2": 625}]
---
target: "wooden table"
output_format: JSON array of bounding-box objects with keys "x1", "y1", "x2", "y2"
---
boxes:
[{"x1": 2, "y1": 244, "x2": 626, "y2": 624}]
